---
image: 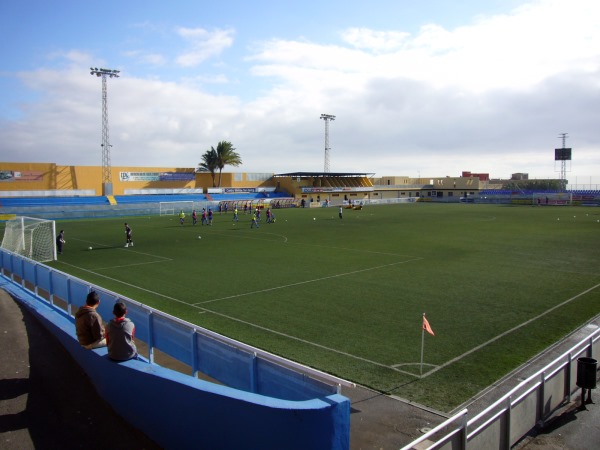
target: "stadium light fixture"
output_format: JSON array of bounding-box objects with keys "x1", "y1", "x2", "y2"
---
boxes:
[{"x1": 90, "y1": 67, "x2": 120, "y2": 195}]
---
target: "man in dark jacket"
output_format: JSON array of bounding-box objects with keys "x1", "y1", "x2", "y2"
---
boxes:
[{"x1": 75, "y1": 291, "x2": 106, "y2": 349}]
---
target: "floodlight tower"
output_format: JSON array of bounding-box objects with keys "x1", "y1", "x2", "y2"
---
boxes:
[
  {"x1": 320, "y1": 114, "x2": 336, "y2": 172},
  {"x1": 90, "y1": 67, "x2": 120, "y2": 195},
  {"x1": 557, "y1": 132, "x2": 569, "y2": 191}
]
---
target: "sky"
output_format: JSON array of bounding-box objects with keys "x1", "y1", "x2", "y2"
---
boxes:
[{"x1": 1, "y1": 0, "x2": 599, "y2": 185}]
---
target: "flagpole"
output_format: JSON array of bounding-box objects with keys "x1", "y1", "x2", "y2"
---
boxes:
[{"x1": 420, "y1": 313, "x2": 425, "y2": 377}]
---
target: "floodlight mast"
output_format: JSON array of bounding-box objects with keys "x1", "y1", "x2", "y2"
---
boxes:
[
  {"x1": 320, "y1": 114, "x2": 335, "y2": 173},
  {"x1": 90, "y1": 67, "x2": 120, "y2": 195},
  {"x1": 558, "y1": 132, "x2": 568, "y2": 191}
]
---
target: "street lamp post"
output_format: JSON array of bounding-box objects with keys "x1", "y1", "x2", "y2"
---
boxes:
[{"x1": 90, "y1": 67, "x2": 120, "y2": 196}]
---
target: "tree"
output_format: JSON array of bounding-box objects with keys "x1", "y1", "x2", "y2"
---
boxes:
[
  {"x1": 214, "y1": 141, "x2": 242, "y2": 187},
  {"x1": 198, "y1": 147, "x2": 218, "y2": 187}
]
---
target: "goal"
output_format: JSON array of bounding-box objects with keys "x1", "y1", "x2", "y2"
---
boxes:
[
  {"x1": 532, "y1": 192, "x2": 573, "y2": 206},
  {"x1": 0, "y1": 216, "x2": 57, "y2": 262},
  {"x1": 159, "y1": 201, "x2": 195, "y2": 216}
]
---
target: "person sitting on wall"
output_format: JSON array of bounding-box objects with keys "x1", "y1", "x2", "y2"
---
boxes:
[
  {"x1": 106, "y1": 302, "x2": 138, "y2": 361},
  {"x1": 75, "y1": 291, "x2": 107, "y2": 349}
]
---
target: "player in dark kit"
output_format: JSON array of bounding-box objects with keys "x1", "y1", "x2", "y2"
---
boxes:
[
  {"x1": 124, "y1": 223, "x2": 133, "y2": 247},
  {"x1": 56, "y1": 230, "x2": 66, "y2": 254}
]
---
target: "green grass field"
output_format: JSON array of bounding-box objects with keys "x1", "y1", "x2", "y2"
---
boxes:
[{"x1": 41, "y1": 203, "x2": 600, "y2": 411}]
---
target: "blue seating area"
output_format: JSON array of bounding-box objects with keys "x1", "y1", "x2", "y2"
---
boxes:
[
  {"x1": 113, "y1": 194, "x2": 207, "y2": 204},
  {"x1": 210, "y1": 192, "x2": 288, "y2": 201},
  {"x1": 479, "y1": 189, "x2": 600, "y2": 196},
  {"x1": 0, "y1": 196, "x2": 110, "y2": 207}
]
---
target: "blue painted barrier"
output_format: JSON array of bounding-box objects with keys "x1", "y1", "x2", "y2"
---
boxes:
[{"x1": 0, "y1": 249, "x2": 350, "y2": 449}]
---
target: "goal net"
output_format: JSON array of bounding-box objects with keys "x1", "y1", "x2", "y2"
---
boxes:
[
  {"x1": 160, "y1": 201, "x2": 194, "y2": 216},
  {"x1": 532, "y1": 192, "x2": 573, "y2": 206},
  {"x1": 0, "y1": 216, "x2": 57, "y2": 262},
  {"x1": 159, "y1": 201, "x2": 195, "y2": 216}
]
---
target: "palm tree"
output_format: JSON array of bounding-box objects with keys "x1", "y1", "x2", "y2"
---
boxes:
[
  {"x1": 215, "y1": 141, "x2": 242, "y2": 187},
  {"x1": 198, "y1": 147, "x2": 218, "y2": 187}
]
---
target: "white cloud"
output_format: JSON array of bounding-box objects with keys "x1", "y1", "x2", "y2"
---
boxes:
[
  {"x1": 175, "y1": 27, "x2": 235, "y2": 67},
  {"x1": 341, "y1": 28, "x2": 410, "y2": 53},
  {"x1": 2, "y1": 0, "x2": 600, "y2": 184}
]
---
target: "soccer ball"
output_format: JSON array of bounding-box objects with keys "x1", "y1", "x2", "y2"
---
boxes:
[
  {"x1": 313, "y1": 217, "x2": 316, "y2": 221},
  {"x1": 88, "y1": 247, "x2": 93, "y2": 250},
  {"x1": 198, "y1": 236, "x2": 202, "y2": 239}
]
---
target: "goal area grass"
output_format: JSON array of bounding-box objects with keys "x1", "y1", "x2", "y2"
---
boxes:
[{"x1": 25, "y1": 203, "x2": 600, "y2": 411}]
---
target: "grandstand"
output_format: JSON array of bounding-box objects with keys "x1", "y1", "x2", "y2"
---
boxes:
[{"x1": 477, "y1": 189, "x2": 600, "y2": 206}]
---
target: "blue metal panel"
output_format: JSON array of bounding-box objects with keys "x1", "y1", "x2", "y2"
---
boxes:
[
  {"x1": 50, "y1": 270, "x2": 70, "y2": 300},
  {"x1": 196, "y1": 332, "x2": 254, "y2": 392},
  {"x1": 23, "y1": 259, "x2": 36, "y2": 285},
  {"x1": 152, "y1": 313, "x2": 194, "y2": 366},
  {"x1": 35, "y1": 264, "x2": 52, "y2": 292}
]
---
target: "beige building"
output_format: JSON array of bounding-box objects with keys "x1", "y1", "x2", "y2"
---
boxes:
[{"x1": 0, "y1": 162, "x2": 483, "y2": 203}]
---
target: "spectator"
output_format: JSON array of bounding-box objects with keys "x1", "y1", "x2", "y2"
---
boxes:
[
  {"x1": 106, "y1": 302, "x2": 138, "y2": 361},
  {"x1": 75, "y1": 291, "x2": 106, "y2": 349}
]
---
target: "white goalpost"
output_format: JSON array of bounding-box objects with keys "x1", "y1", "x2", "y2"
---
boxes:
[
  {"x1": 532, "y1": 192, "x2": 573, "y2": 206},
  {"x1": 0, "y1": 216, "x2": 57, "y2": 262},
  {"x1": 159, "y1": 201, "x2": 195, "y2": 216}
]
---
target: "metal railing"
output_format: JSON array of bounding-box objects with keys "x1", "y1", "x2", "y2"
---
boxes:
[
  {"x1": 0, "y1": 248, "x2": 355, "y2": 400},
  {"x1": 401, "y1": 327, "x2": 599, "y2": 450}
]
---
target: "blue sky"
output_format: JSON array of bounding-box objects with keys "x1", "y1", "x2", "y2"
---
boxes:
[{"x1": 1, "y1": 0, "x2": 599, "y2": 185}]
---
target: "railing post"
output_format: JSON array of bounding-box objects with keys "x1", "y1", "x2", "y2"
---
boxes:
[
  {"x1": 20, "y1": 258, "x2": 25, "y2": 288},
  {"x1": 504, "y1": 396, "x2": 512, "y2": 450},
  {"x1": 191, "y1": 328, "x2": 199, "y2": 377},
  {"x1": 461, "y1": 409, "x2": 468, "y2": 450},
  {"x1": 33, "y1": 261, "x2": 39, "y2": 297},
  {"x1": 538, "y1": 371, "x2": 546, "y2": 427},
  {"x1": 147, "y1": 311, "x2": 155, "y2": 364},
  {"x1": 566, "y1": 352, "x2": 572, "y2": 403},
  {"x1": 250, "y1": 352, "x2": 258, "y2": 393},
  {"x1": 48, "y1": 268, "x2": 54, "y2": 305}
]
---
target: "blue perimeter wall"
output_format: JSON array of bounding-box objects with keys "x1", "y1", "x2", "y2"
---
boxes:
[{"x1": 0, "y1": 269, "x2": 350, "y2": 449}]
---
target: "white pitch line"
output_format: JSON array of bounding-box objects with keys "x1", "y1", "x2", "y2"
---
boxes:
[
  {"x1": 197, "y1": 305, "x2": 416, "y2": 375},
  {"x1": 92, "y1": 259, "x2": 173, "y2": 271},
  {"x1": 57, "y1": 257, "x2": 426, "y2": 377},
  {"x1": 193, "y1": 257, "x2": 425, "y2": 306},
  {"x1": 421, "y1": 281, "x2": 600, "y2": 378},
  {"x1": 57, "y1": 261, "x2": 193, "y2": 306}
]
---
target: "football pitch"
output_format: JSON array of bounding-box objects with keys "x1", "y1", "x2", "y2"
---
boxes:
[{"x1": 43, "y1": 203, "x2": 600, "y2": 411}]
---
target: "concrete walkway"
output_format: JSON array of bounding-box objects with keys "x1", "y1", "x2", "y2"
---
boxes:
[
  {"x1": 1, "y1": 287, "x2": 598, "y2": 449},
  {"x1": 0, "y1": 289, "x2": 160, "y2": 450}
]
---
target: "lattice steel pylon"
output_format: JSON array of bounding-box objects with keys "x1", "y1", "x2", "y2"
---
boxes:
[
  {"x1": 558, "y1": 132, "x2": 568, "y2": 191},
  {"x1": 90, "y1": 67, "x2": 120, "y2": 194},
  {"x1": 320, "y1": 114, "x2": 336, "y2": 172}
]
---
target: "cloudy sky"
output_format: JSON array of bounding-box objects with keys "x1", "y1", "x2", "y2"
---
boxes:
[{"x1": 1, "y1": 0, "x2": 599, "y2": 185}]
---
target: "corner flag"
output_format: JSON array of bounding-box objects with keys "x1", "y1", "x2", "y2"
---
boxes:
[{"x1": 423, "y1": 315, "x2": 435, "y2": 336}]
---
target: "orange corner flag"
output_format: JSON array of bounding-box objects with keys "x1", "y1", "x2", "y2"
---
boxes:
[{"x1": 423, "y1": 315, "x2": 435, "y2": 336}]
